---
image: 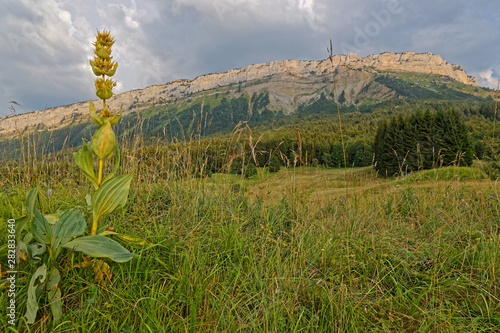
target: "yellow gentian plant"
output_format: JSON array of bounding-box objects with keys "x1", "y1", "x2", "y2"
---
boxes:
[{"x1": 12, "y1": 30, "x2": 137, "y2": 326}]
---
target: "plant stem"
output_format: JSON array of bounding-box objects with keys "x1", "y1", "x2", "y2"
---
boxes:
[
  {"x1": 91, "y1": 216, "x2": 98, "y2": 235},
  {"x1": 97, "y1": 159, "x2": 104, "y2": 187}
]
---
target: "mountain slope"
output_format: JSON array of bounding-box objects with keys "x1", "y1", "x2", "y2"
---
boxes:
[{"x1": 0, "y1": 51, "x2": 495, "y2": 159}]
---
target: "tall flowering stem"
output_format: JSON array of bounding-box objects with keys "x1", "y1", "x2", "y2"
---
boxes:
[{"x1": 75, "y1": 30, "x2": 126, "y2": 235}]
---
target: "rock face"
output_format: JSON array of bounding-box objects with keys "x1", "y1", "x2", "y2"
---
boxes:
[
  {"x1": 0, "y1": 52, "x2": 477, "y2": 137},
  {"x1": 338, "y1": 52, "x2": 477, "y2": 86}
]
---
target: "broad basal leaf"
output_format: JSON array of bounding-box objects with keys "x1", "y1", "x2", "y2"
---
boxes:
[
  {"x1": 47, "y1": 268, "x2": 62, "y2": 324},
  {"x1": 27, "y1": 243, "x2": 46, "y2": 262},
  {"x1": 26, "y1": 264, "x2": 47, "y2": 324},
  {"x1": 14, "y1": 216, "x2": 29, "y2": 245},
  {"x1": 52, "y1": 208, "x2": 86, "y2": 253},
  {"x1": 32, "y1": 209, "x2": 52, "y2": 245},
  {"x1": 63, "y1": 235, "x2": 138, "y2": 262},
  {"x1": 15, "y1": 188, "x2": 39, "y2": 241},
  {"x1": 26, "y1": 187, "x2": 38, "y2": 220}
]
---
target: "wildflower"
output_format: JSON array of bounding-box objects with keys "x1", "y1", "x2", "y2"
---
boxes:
[
  {"x1": 90, "y1": 30, "x2": 117, "y2": 76},
  {"x1": 94, "y1": 77, "x2": 116, "y2": 101},
  {"x1": 321, "y1": 248, "x2": 325, "y2": 252},
  {"x1": 88, "y1": 29, "x2": 121, "y2": 127},
  {"x1": 490, "y1": 193, "x2": 496, "y2": 198},
  {"x1": 476, "y1": 238, "x2": 480, "y2": 241},
  {"x1": 382, "y1": 253, "x2": 388, "y2": 257}
]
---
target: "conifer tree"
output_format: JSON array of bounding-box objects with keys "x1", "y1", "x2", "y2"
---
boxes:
[{"x1": 374, "y1": 108, "x2": 473, "y2": 177}]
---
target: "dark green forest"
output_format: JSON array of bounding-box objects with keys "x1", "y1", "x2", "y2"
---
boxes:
[{"x1": 373, "y1": 109, "x2": 473, "y2": 177}]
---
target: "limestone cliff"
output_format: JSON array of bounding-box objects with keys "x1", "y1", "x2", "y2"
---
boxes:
[{"x1": 0, "y1": 52, "x2": 478, "y2": 138}]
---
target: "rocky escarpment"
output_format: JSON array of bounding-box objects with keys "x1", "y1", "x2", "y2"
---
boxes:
[
  {"x1": 0, "y1": 52, "x2": 478, "y2": 137},
  {"x1": 339, "y1": 52, "x2": 477, "y2": 86}
]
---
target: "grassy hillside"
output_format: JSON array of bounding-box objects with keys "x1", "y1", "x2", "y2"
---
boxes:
[
  {"x1": 375, "y1": 72, "x2": 492, "y2": 101},
  {"x1": 1, "y1": 145, "x2": 500, "y2": 331}
]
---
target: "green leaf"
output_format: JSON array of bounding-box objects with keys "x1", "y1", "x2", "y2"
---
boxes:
[
  {"x1": 89, "y1": 59, "x2": 105, "y2": 76},
  {"x1": 23, "y1": 231, "x2": 34, "y2": 244},
  {"x1": 63, "y1": 235, "x2": 138, "y2": 262},
  {"x1": 74, "y1": 140, "x2": 98, "y2": 189},
  {"x1": 91, "y1": 121, "x2": 116, "y2": 159},
  {"x1": 26, "y1": 264, "x2": 47, "y2": 324},
  {"x1": 89, "y1": 100, "x2": 104, "y2": 127},
  {"x1": 53, "y1": 208, "x2": 86, "y2": 255},
  {"x1": 92, "y1": 173, "x2": 133, "y2": 223},
  {"x1": 26, "y1": 187, "x2": 38, "y2": 220},
  {"x1": 14, "y1": 188, "x2": 39, "y2": 244},
  {"x1": 114, "y1": 233, "x2": 152, "y2": 247},
  {"x1": 86, "y1": 194, "x2": 92, "y2": 207},
  {"x1": 108, "y1": 105, "x2": 123, "y2": 126},
  {"x1": 104, "y1": 62, "x2": 118, "y2": 77},
  {"x1": 44, "y1": 214, "x2": 60, "y2": 225},
  {"x1": 15, "y1": 215, "x2": 30, "y2": 243},
  {"x1": 102, "y1": 146, "x2": 121, "y2": 184},
  {"x1": 32, "y1": 209, "x2": 52, "y2": 245},
  {"x1": 27, "y1": 243, "x2": 46, "y2": 261},
  {"x1": 48, "y1": 268, "x2": 62, "y2": 324},
  {"x1": 95, "y1": 46, "x2": 111, "y2": 59}
]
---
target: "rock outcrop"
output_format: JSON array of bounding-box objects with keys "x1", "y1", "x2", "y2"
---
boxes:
[
  {"x1": 337, "y1": 52, "x2": 477, "y2": 86},
  {"x1": 0, "y1": 52, "x2": 478, "y2": 137}
]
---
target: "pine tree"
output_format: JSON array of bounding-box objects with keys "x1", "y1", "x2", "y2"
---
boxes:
[
  {"x1": 373, "y1": 108, "x2": 473, "y2": 177},
  {"x1": 331, "y1": 143, "x2": 344, "y2": 167}
]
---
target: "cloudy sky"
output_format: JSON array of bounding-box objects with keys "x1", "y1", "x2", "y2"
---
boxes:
[{"x1": 1, "y1": 0, "x2": 499, "y2": 118}]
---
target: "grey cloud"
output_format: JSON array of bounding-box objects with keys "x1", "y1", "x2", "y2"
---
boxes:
[{"x1": 1, "y1": 0, "x2": 499, "y2": 118}]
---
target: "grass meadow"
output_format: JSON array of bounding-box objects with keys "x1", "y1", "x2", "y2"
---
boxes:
[{"x1": 1, "y1": 138, "x2": 500, "y2": 332}]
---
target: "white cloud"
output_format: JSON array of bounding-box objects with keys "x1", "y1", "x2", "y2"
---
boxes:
[{"x1": 477, "y1": 69, "x2": 499, "y2": 89}]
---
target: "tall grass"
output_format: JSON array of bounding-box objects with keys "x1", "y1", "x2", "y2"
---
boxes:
[{"x1": 1, "y1": 121, "x2": 500, "y2": 332}]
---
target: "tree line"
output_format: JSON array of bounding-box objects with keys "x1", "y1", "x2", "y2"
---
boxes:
[{"x1": 373, "y1": 108, "x2": 473, "y2": 176}]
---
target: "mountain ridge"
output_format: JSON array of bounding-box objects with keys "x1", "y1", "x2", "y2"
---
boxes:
[{"x1": 0, "y1": 51, "x2": 480, "y2": 139}]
